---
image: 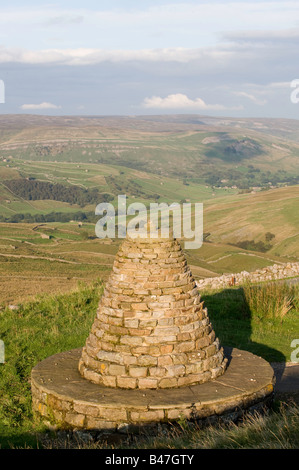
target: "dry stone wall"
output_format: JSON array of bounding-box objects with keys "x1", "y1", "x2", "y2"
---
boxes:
[
  {"x1": 196, "y1": 262, "x2": 299, "y2": 291},
  {"x1": 79, "y1": 235, "x2": 227, "y2": 389}
]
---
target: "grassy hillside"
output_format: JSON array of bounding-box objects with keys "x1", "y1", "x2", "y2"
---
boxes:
[
  {"x1": 0, "y1": 213, "x2": 295, "y2": 305},
  {"x1": 0, "y1": 114, "x2": 298, "y2": 304},
  {"x1": 0, "y1": 157, "x2": 237, "y2": 217},
  {"x1": 203, "y1": 186, "x2": 299, "y2": 258},
  {"x1": 1, "y1": 114, "x2": 299, "y2": 187}
]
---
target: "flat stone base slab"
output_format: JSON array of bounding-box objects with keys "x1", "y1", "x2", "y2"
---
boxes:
[{"x1": 31, "y1": 347, "x2": 275, "y2": 432}]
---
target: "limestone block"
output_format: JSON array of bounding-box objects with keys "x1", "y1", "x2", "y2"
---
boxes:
[
  {"x1": 109, "y1": 364, "x2": 126, "y2": 376},
  {"x1": 137, "y1": 355, "x2": 158, "y2": 366},
  {"x1": 138, "y1": 378, "x2": 158, "y2": 389},
  {"x1": 129, "y1": 367, "x2": 148, "y2": 378},
  {"x1": 116, "y1": 377, "x2": 137, "y2": 389}
]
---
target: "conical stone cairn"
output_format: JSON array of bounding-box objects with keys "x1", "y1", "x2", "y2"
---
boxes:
[{"x1": 79, "y1": 231, "x2": 227, "y2": 389}]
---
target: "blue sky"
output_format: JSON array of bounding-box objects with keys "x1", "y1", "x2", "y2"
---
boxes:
[{"x1": 0, "y1": 1, "x2": 299, "y2": 118}]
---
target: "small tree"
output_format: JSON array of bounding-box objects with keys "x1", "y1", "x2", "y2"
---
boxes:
[{"x1": 265, "y1": 232, "x2": 275, "y2": 242}]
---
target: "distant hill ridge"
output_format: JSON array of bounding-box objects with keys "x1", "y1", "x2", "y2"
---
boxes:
[{"x1": 1, "y1": 113, "x2": 299, "y2": 188}]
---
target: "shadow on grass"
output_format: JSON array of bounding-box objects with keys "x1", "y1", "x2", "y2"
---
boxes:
[{"x1": 201, "y1": 287, "x2": 286, "y2": 387}]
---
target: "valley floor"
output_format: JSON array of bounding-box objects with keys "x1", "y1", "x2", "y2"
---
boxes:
[{"x1": 0, "y1": 221, "x2": 296, "y2": 306}]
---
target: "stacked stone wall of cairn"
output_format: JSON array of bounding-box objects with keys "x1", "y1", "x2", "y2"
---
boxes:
[
  {"x1": 196, "y1": 262, "x2": 299, "y2": 291},
  {"x1": 79, "y1": 235, "x2": 227, "y2": 390}
]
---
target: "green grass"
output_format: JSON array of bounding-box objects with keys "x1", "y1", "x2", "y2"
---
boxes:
[
  {"x1": 0, "y1": 280, "x2": 102, "y2": 448},
  {"x1": 206, "y1": 253, "x2": 276, "y2": 273},
  {"x1": 201, "y1": 282, "x2": 299, "y2": 362},
  {"x1": 272, "y1": 234, "x2": 299, "y2": 258},
  {"x1": 0, "y1": 279, "x2": 298, "y2": 448}
]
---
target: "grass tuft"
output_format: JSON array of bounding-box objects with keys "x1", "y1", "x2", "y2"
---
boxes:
[{"x1": 243, "y1": 281, "x2": 296, "y2": 324}]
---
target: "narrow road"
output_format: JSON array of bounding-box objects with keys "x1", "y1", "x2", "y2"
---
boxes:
[
  {"x1": 0, "y1": 253, "x2": 79, "y2": 264},
  {"x1": 271, "y1": 362, "x2": 299, "y2": 403}
]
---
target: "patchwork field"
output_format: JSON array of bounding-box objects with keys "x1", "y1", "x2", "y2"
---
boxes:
[
  {"x1": 0, "y1": 114, "x2": 298, "y2": 304},
  {"x1": 0, "y1": 214, "x2": 295, "y2": 305}
]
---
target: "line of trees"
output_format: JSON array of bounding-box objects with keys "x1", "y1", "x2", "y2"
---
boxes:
[
  {"x1": 4, "y1": 179, "x2": 114, "y2": 207},
  {"x1": 0, "y1": 211, "x2": 98, "y2": 224},
  {"x1": 229, "y1": 234, "x2": 276, "y2": 253}
]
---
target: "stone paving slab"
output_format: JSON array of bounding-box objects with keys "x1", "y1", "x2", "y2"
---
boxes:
[
  {"x1": 271, "y1": 362, "x2": 299, "y2": 393},
  {"x1": 31, "y1": 346, "x2": 275, "y2": 431}
]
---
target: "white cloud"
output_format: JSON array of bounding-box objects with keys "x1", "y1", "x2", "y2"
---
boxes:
[
  {"x1": 2, "y1": 3, "x2": 299, "y2": 41},
  {"x1": 44, "y1": 15, "x2": 84, "y2": 26},
  {"x1": 224, "y1": 27, "x2": 299, "y2": 43},
  {"x1": 0, "y1": 45, "x2": 232, "y2": 66},
  {"x1": 233, "y1": 91, "x2": 267, "y2": 105},
  {"x1": 20, "y1": 102, "x2": 62, "y2": 110},
  {"x1": 142, "y1": 93, "x2": 242, "y2": 111},
  {"x1": 0, "y1": 3, "x2": 298, "y2": 69},
  {"x1": 268, "y1": 81, "x2": 293, "y2": 88}
]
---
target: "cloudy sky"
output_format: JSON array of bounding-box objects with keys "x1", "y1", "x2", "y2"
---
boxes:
[{"x1": 0, "y1": 0, "x2": 299, "y2": 118}]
